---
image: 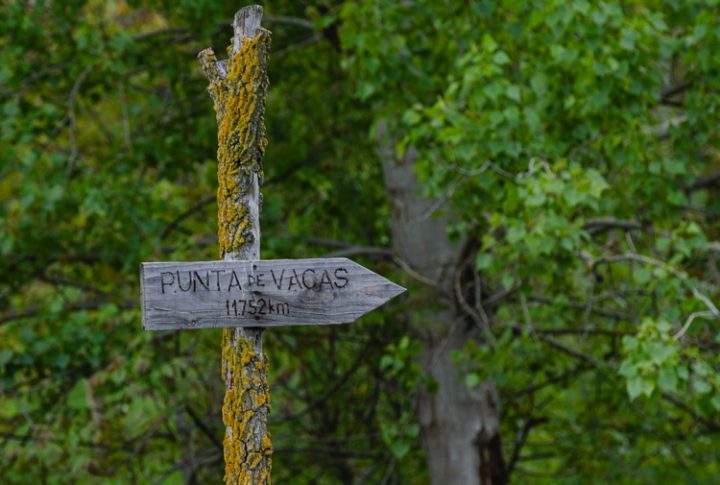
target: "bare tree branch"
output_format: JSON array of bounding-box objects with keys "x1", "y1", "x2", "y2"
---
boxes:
[
  {"x1": 185, "y1": 405, "x2": 222, "y2": 453},
  {"x1": 506, "y1": 416, "x2": 548, "y2": 478},
  {"x1": 67, "y1": 65, "x2": 94, "y2": 177},
  {"x1": 688, "y1": 171, "x2": 720, "y2": 191},
  {"x1": 584, "y1": 217, "x2": 643, "y2": 235},
  {"x1": 1, "y1": 299, "x2": 133, "y2": 327}
]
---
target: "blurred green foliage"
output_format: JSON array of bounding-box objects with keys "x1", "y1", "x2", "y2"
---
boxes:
[
  {"x1": 1, "y1": 0, "x2": 720, "y2": 483},
  {"x1": 340, "y1": 0, "x2": 720, "y2": 482},
  {"x1": 1, "y1": 0, "x2": 410, "y2": 482}
]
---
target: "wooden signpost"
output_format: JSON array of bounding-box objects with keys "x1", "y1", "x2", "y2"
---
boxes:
[
  {"x1": 139, "y1": 5, "x2": 404, "y2": 484},
  {"x1": 141, "y1": 258, "x2": 404, "y2": 330}
]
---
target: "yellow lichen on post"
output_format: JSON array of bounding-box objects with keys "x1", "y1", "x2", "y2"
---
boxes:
[
  {"x1": 222, "y1": 333, "x2": 272, "y2": 484},
  {"x1": 209, "y1": 31, "x2": 269, "y2": 257},
  {"x1": 198, "y1": 6, "x2": 272, "y2": 484}
]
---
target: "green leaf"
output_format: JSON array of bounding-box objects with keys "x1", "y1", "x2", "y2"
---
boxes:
[
  {"x1": 390, "y1": 441, "x2": 411, "y2": 459},
  {"x1": 506, "y1": 85, "x2": 521, "y2": 102},
  {"x1": 493, "y1": 50, "x2": 511, "y2": 65},
  {"x1": 465, "y1": 373, "x2": 481, "y2": 388},
  {"x1": 402, "y1": 109, "x2": 422, "y2": 126},
  {"x1": 657, "y1": 367, "x2": 678, "y2": 393},
  {"x1": 647, "y1": 341, "x2": 676, "y2": 365},
  {"x1": 476, "y1": 253, "x2": 492, "y2": 270},
  {"x1": 0, "y1": 349, "x2": 12, "y2": 367},
  {"x1": 694, "y1": 379, "x2": 712, "y2": 394},
  {"x1": 526, "y1": 191, "x2": 546, "y2": 207},
  {"x1": 618, "y1": 360, "x2": 636, "y2": 378},
  {"x1": 677, "y1": 365, "x2": 689, "y2": 380},
  {"x1": 379, "y1": 355, "x2": 394, "y2": 370},
  {"x1": 693, "y1": 361, "x2": 712, "y2": 377},
  {"x1": 67, "y1": 380, "x2": 88, "y2": 411},
  {"x1": 622, "y1": 336, "x2": 639, "y2": 351},
  {"x1": 530, "y1": 73, "x2": 547, "y2": 96},
  {"x1": 506, "y1": 225, "x2": 526, "y2": 244},
  {"x1": 501, "y1": 273, "x2": 515, "y2": 291},
  {"x1": 627, "y1": 377, "x2": 644, "y2": 400},
  {"x1": 642, "y1": 378, "x2": 655, "y2": 397},
  {"x1": 633, "y1": 267, "x2": 652, "y2": 285}
]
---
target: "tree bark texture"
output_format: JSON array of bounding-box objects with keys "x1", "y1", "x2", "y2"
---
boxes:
[
  {"x1": 198, "y1": 5, "x2": 272, "y2": 484},
  {"x1": 378, "y1": 121, "x2": 507, "y2": 485}
]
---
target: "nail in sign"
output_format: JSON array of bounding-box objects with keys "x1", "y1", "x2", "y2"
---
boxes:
[{"x1": 140, "y1": 257, "x2": 405, "y2": 330}]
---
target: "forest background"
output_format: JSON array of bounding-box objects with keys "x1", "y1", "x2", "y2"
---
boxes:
[{"x1": 1, "y1": 1, "x2": 720, "y2": 483}]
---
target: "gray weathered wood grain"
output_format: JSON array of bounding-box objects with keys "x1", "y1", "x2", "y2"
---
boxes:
[{"x1": 141, "y1": 257, "x2": 405, "y2": 330}]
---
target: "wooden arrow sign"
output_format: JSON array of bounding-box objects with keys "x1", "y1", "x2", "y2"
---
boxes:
[{"x1": 140, "y1": 257, "x2": 405, "y2": 330}]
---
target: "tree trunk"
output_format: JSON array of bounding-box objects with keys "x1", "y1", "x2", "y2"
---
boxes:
[{"x1": 378, "y1": 121, "x2": 507, "y2": 485}]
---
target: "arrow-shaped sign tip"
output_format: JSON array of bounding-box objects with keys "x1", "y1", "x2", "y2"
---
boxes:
[
  {"x1": 387, "y1": 281, "x2": 407, "y2": 300},
  {"x1": 358, "y1": 275, "x2": 406, "y2": 306}
]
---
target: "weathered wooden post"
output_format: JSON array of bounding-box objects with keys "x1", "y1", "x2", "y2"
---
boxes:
[
  {"x1": 197, "y1": 5, "x2": 270, "y2": 483},
  {"x1": 139, "y1": 5, "x2": 404, "y2": 484}
]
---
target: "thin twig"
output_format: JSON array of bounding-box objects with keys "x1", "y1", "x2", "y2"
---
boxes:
[
  {"x1": 505, "y1": 324, "x2": 633, "y2": 337},
  {"x1": 263, "y1": 15, "x2": 314, "y2": 29},
  {"x1": 392, "y1": 255, "x2": 439, "y2": 288},
  {"x1": 691, "y1": 288, "x2": 720, "y2": 315},
  {"x1": 454, "y1": 268, "x2": 497, "y2": 347},
  {"x1": 185, "y1": 405, "x2": 223, "y2": 453},
  {"x1": 273, "y1": 34, "x2": 321, "y2": 57},
  {"x1": 507, "y1": 416, "x2": 548, "y2": 478},
  {"x1": 118, "y1": 81, "x2": 133, "y2": 150},
  {"x1": 511, "y1": 365, "x2": 592, "y2": 398},
  {"x1": 661, "y1": 392, "x2": 720, "y2": 431},
  {"x1": 415, "y1": 162, "x2": 492, "y2": 222},
  {"x1": 673, "y1": 311, "x2": 716, "y2": 340},
  {"x1": 537, "y1": 335, "x2": 606, "y2": 369},
  {"x1": 0, "y1": 299, "x2": 133, "y2": 327},
  {"x1": 584, "y1": 217, "x2": 643, "y2": 235},
  {"x1": 325, "y1": 246, "x2": 394, "y2": 260},
  {"x1": 519, "y1": 293, "x2": 534, "y2": 335},
  {"x1": 689, "y1": 171, "x2": 720, "y2": 191},
  {"x1": 67, "y1": 65, "x2": 93, "y2": 177},
  {"x1": 160, "y1": 195, "x2": 215, "y2": 240},
  {"x1": 37, "y1": 273, "x2": 108, "y2": 296},
  {"x1": 674, "y1": 289, "x2": 720, "y2": 340},
  {"x1": 526, "y1": 295, "x2": 632, "y2": 321}
]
